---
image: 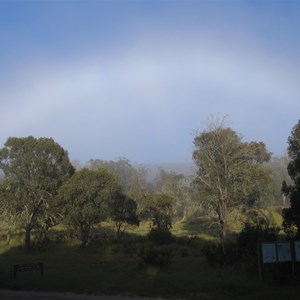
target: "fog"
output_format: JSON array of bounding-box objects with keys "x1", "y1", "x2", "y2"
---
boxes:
[{"x1": 1, "y1": 1, "x2": 300, "y2": 163}]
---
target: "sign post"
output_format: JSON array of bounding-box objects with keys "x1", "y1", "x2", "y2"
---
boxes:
[{"x1": 259, "y1": 241, "x2": 297, "y2": 282}]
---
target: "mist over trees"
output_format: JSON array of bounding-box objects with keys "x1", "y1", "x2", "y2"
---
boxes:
[{"x1": 0, "y1": 117, "x2": 297, "y2": 249}]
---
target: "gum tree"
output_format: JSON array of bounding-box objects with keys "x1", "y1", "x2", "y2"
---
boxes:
[
  {"x1": 57, "y1": 168, "x2": 121, "y2": 246},
  {"x1": 193, "y1": 119, "x2": 271, "y2": 240},
  {"x1": 0, "y1": 136, "x2": 74, "y2": 249}
]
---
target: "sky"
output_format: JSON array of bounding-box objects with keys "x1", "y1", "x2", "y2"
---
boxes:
[{"x1": 1, "y1": 0, "x2": 300, "y2": 164}]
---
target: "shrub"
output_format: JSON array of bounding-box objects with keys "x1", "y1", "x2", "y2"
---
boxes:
[
  {"x1": 237, "y1": 222, "x2": 280, "y2": 271},
  {"x1": 138, "y1": 244, "x2": 174, "y2": 268},
  {"x1": 147, "y1": 228, "x2": 174, "y2": 244},
  {"x1": 201, "y1": 241, "x2": 238, "y2": 266}
]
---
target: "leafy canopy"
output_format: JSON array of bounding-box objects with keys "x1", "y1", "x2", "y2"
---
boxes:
[
  {"x1": 0, "y1": 136, "x2": 74, "y2": 248},
  {"x1": 57, "y1": 168, "x2": 121, "y2": 246}
]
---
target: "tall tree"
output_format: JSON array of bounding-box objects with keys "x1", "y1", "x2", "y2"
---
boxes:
[
  {"x1": 57, "y1": 168, "x2": 120, "y2": 246},
  {"x1": 282, "y1": 120, "x2": 300, "y2": 237},
  {"x1": 0, "y1": 136, "x2": 74, "y2": 249},
  {"x1": 193, "y1": 120, "x2": 271, "y2": 240}
]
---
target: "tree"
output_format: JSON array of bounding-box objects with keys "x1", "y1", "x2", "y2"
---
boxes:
[
  {"x1": 109, "y1": 192, "x2": 139, "y2": 238},
  {"x1": 0, "y1": 181, "x2": 19, "y2": 245},
  {"x1": 193, "y1": 119, "x2": 271, "y2": 240},
  {"x1": 142, "y1": 193, "x2": 175, "y2": 231},
  {"x1": 282, "y1": 120, "x2": 300, "y2": 237},
  {"x1": 86, "y1": 157, "x2": 147, "y2": 194},
  {"x1": 57, "y1": 168, "x2": 120, "y2": 247},
  {"x1": 267, "y1": 155, "x2": 291, "y2": 205},
  {"x1": 0, "y1": 136, "x2": 74, "y2": 249},
  {"x1": 154, "y1": 169, "x2": 192, "y2": 221}
]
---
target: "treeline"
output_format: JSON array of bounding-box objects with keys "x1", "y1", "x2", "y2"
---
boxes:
[{"x1": 0, "y1": 118, "x2": 299, "y2": 250}]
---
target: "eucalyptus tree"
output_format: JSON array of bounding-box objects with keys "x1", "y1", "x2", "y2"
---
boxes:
[
  {"x1": 142, "y1": 193, "x2": 175, "y2": 231},
  {"x1": 109, "y1": 191, "x2": 139, "y2": 239},
  {"x1": 154, "y1": 169, "x2": 192, "y2": 221},
  {"x1": 57, "y1": 168, "x2": 121, "y2": 246},
  {"x1": 193, "y1": 120, "x2": 272, "y2": 240},
  {"x1": 0, "y1": 136, "x2": 74, "y2": 249}
]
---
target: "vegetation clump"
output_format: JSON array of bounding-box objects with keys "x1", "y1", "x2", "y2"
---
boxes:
[
  {"x1": 1, "y1": 119, "x2": 300, "y2": 298},
  {"x1": 138, "y1": 244, "x2": 174, "y2": 268}
]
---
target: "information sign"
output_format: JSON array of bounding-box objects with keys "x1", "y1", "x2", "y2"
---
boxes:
[
  {"x1": 262, "y1": 243, "x2": 276, "y2": 263},
  {"x1": 295, "y1": 241, "x2": 300, "y2": 262},
  {"x1": 277, "y1": 242, "x2": 292, "y2": 262}
]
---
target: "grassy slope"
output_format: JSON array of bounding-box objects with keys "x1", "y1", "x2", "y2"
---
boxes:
[{"x1": 0, "y1": 206, "x2": 298, "y2": 299}]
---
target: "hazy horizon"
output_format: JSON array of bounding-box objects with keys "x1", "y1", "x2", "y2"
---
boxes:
[{"x1": 1, "y1": 1, "x2": 300, "y2": 164}]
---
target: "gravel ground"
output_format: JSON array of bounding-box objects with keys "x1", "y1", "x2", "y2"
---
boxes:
[{"x1": 0, "y1": 290, "x2": 171, "y2": 300}]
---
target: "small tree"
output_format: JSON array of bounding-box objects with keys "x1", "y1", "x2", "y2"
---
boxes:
[
  {"x1": 142, "y1": 193, "x2": 175, "y2": 231},
  {"x1": 57, "y1": 168, "x2": 120, "y2": 247},
  {"x1": 154, "y1": 169, "x2": 192, "y2": 222},
  {"x1": 110, "y1": 192, "x2": 139, "y2": 238}
]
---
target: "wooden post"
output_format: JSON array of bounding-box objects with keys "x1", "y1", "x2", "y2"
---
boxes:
[{"x1": 257, "y1": 242, "x2": 263, "y2": 282}]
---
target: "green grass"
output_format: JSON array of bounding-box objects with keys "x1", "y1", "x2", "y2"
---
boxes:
[
  {"x1": 0, "y1": 231, "x2": 300, "y2": 300},
  {"x1": 0, "y1": 207, "x2": 299, "y2": 299},
  {"x1": 0, "y1": 239, "x2": 243, "y2": 298}
]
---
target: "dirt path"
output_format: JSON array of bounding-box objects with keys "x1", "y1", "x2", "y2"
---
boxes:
[{"x1": 0, "y1": 290, "x2": 172, "y2": 300}]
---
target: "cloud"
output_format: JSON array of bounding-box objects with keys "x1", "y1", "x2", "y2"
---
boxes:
[{"x1": 1, "y1": 31, "x2": 300, "y2": 162}]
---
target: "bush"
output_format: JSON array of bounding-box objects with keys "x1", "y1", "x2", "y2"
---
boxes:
[
  {"x1": 237, "y1": 222, "x2": 280, "y2": 271},
  {"x1": 147, "y1": 228, "x2": 174, "y2": 245},
  {"x1": 138, "y1": 244, "x2": 174, "y2": 268},
  {"x1": 201, "y1": 241, "x2": 238, "y2": 266}
]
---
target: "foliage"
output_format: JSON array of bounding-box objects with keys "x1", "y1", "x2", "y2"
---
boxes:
[
  {"x1": 109, "y1": 192, "x2": 139, "y2": 238},
  {"x1": 201, "y1": 241, "x2": 238, "y2": 266},
  {"x1": 0, "y1": 181, "x2": 20, "y2": 245},
  {"x1": 282, "y1": 120, "x2": 300, "y2": 237},
  {"x1": 138, "y1": 244, "x2": 174, "y2": 268},
  {"x1": 267, "y1": 155, "x2": 291, "y2": 205},
  {"x1": 141, "y1": 193, "x2": 175, "y2": 230},
  {"x1": 0, "y1": 136, "x2": 74, "y2": 249},
  {"x1": 57, "y1": 168, "x2": 120, "y2": 246},
  {"x1": 147, "y1": 227, "x2": 174, "y2": 244},
  {"x1": 153, "y1": 169, "x2": 192, "y2": 221},
  {"x1": 237, "y1": 222, "x2": 280, "y2": 271},
  {"x1": 193, "y1": 118, "x2": 272, "y2": 240},
  {"x1": 2, "y1": 223, "x2": 300, "y2": 299},
  {"x1": 86, "y1": 157, "x2": 147, "y2": 194}
]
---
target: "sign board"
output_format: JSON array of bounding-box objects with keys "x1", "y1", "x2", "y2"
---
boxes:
[
  {"x1": 277, "y1": 242, "x2": 292, "y2": 262},
  {"x1": 262, "y1": 243, "x2": 277, "y2": 263},
  {"x1": 295, "y1": 241, "x2": 300, "y2": 262}
]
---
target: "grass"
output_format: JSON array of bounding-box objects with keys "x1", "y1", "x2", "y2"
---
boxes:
[
  {"x1": 0, "y1": 239, "x2": 250, "y2": 298},
  {"x1": 1, "y1": 239, "x2": 299, "y2": 300},
  {"x1": 0, "y1": 208, "x2": 299, "y2": 299}
]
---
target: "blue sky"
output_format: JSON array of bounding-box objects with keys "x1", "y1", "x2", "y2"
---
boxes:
[{"x1": 1, "y1": 1, "x2": 300, "y2": 163}]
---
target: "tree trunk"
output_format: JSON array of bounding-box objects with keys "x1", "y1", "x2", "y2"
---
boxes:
[
  {"x1": 180, "y1": 209, "x2": 187, "y2": 222},
  {"x1": 5, "y1": 229, "x2": 11, "y2": 245},
  {"x1": 220, "y1": 219, "x2": 227, "y2": 241},
  {"x1": 25, "y1": 225, "x2": 31, "y2": 250}
]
